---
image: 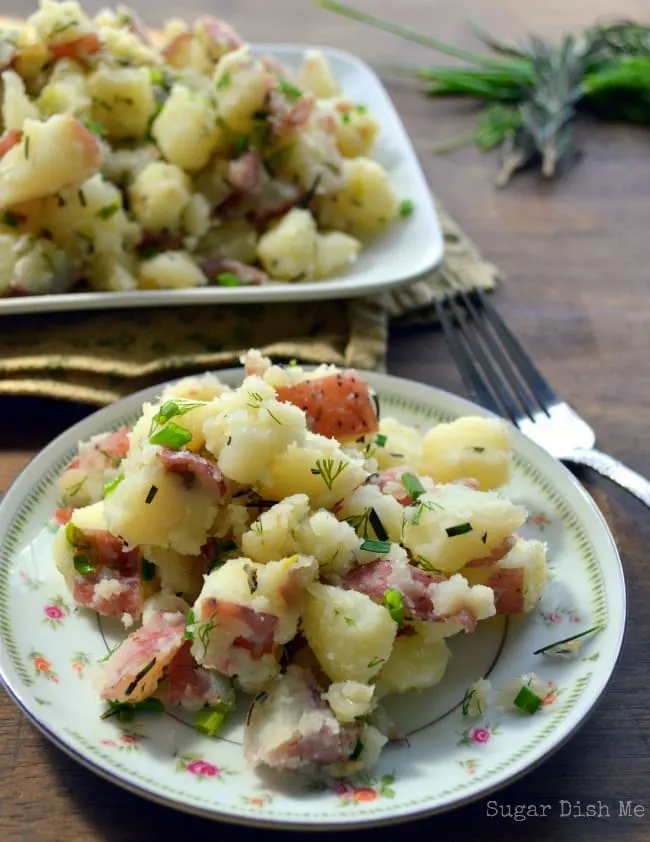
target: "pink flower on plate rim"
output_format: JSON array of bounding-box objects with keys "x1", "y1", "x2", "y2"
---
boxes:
[
  {"x1": 120, "y1": 734, "x2": 137, "y2": 745},
  {"x1": 186, "y1": 759, "x2": 220, "y2": 778},
  {"x1": 44, "y1": 604, "x2": 66, "y2": 621},
  {"x1": 470, "y1": 727, "x2": 491, "y2": 744}
]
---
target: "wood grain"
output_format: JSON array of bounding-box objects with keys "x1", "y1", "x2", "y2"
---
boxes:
[{"x1": 1, "y1": 1, "x2": 649, "y2": 840}]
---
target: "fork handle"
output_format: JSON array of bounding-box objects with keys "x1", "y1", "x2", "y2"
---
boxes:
[{"x1": 567, "y1": 448, "x2": 650, "y2": 508}]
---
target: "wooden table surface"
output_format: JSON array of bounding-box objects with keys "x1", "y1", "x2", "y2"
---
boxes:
[{"x1": 1, "y1": 1, "x2": 649, "y2": 840}]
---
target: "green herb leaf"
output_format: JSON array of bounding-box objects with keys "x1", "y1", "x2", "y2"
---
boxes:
[
  {"x1": 140, "y1": 558, "x2": 155, "y2": 581},
  {"x1": 100, "y1": 697, "x2": 164, "y2": 722},
  {"x1": 73, "y1": 554, "x2": 95, "y2": 575},
  {"x1": 183, "y1": 608, "x2": 195, "y2": 640},
  {"x1": 310, "y1": 458, "x2": 349, "y2": 491},
  {"x1": 446, "y1": 522, "x2": 472, "y2": 537},
  {"x1": 65, "y1": 521, "x2": 90, "y2": 548},
  {"x1": 125, "y1": 657, "x2": 157, "y2": 696},
  {"x1": 149, "y1": 421, "x2": 193, "y2": 449},
  {"x1": 398, "y1": 198, "x2": 415, "y2": 218},
  {"x1": 402, "y1": 472, "x2": 426, "y2": 501},
  {"x1": 216, "y1": 71, "x2": 231, "y2": 90},
  {"x1": 533, "y1": 624, "x2": 602, "y2": 657},
  {"x1": 278, "y1": 80, "x2": 303, "y2": 101},
  {"x1": 194, "y1": 704, "x2": 230, "y2": 737},
  {"x1": 383, "y1": 588, "x2": 404, "y2": 626},
  {"x1": 83, "y1": 119, "x2": 107, "y2": 138},
  {"x1": 96, "y1": 201, "x2": 121, "y2": 220},
  {"x1": 369, "y1": 508, "x2": 388, "y2": 541},
  {"x1": 513, "y1": 684, "x2": 542, "y2": 714},
  {"x1": 350, "y1": 739, "x2": 364, "y2": 760},
  {"x1": 215, "y1": 272, "x2": 240, "y2": 287},
  {"x1": 103, "y1": 474, "x2": 124, "y2": 497},
  {"x1": 375, "y1": 433, "x2": 387, "y2": 447},
  {"x1": 360, "y1": 538, "x2": 391, "y2": 554}
]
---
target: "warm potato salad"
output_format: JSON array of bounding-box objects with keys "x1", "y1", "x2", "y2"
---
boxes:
[
  {"x1": 0, "y1": 2, "x2": 400, "y2": 298},
  {"x1": 52, "y1": 350, "x2": 549, "y2": 777}
]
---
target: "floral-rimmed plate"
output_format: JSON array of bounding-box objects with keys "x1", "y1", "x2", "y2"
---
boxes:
[{"x1": 0, "y1": 371, "x2": 625, "y2": 829}]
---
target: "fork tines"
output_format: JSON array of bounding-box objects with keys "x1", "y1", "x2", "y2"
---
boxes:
[{"x1": 435, "y1": 289, "x2": 557, "y2": 424}]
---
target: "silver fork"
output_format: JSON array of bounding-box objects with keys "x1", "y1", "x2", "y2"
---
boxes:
[{"x1": 435, "y1": 288, "x2": 650, "y2": 508}]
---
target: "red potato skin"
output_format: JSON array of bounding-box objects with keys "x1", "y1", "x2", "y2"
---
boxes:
[
  {"x1": 275, "y1": 371, "x2": 379, "y2": 439},
  {"x1": 486, "y1": 566, "x2": 525, "y2": 614},
  {"x1": 0, "y1": 130, "x2": 22, "y2": 159},
  {"x1": 49, "y1": 33, "x2": 102, "y2": 60}
]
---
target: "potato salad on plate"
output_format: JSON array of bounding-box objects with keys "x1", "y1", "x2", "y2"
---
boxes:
[
  {"x1": 0, "y1": 1, "x2": 402, "y2": 298},
  {"x1": 51, "y1": 351, "x2": 549, "y2": 778}
]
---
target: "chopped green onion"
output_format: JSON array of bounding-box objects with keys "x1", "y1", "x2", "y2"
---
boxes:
[
  {"x1": 278, "y1": 80, "x2": 302, "y2": 101},
  {"x1": 398, "y1": 199, "x2": 415, "y2": 218},
  {"x1": 149, "y1": 68, "x2": 165, "y2": 86},
  {"x1": 383, "y1": 588, "x2": 404, "y2": 626},
  {"x1": 194, "y1": 704, "x2": 230, "y2": 737},
  {"x1": 83, "y1": 119, "x2": 107, "y2": 138},
  {"x1": 402, "y1": 472, "x2": 426, "y2": 501},
  {"x1": 533, "y1": 624, "x2": 602, "y2": 657},
  {"x1": 215, "y1": 71, "x2": 231, "y2": 90},
  {"x1": 360, "y1": 539, "x2": 391, "y2": 554},
  {"x1": 149, "y1": 421, "x2": 192, "y2": 449},
  {"x1": 65, "y1": 521, "x2": 89, "y2": 548},
  {"x1": 140, "y1": 558, "x2": 155, "y2": 581},
  {"x1": 100, "y1": 697, "x2": 164, "y2": 723},
  {"x1": 341, "y1": 111, "x2": 351, "y2": 124},
  {"x1": 369, "y1": 508, "x2": 388, "y2": 541},
  {"x1": 145, "y1": 485, "x2": 158, "y2": 504},
  {"x1": 103, "y1": 474, "x2": 124, "y2": 497},
  {"x1": 96, "y1": 201, "x2": 121, "y2": 220},
  {"x1": 350, "y1": 739, "x2": 364, "y2": 760},
  {"x1": 375, "y1": 433, "x2": 387, "y2": 447},
  {"x1": 355, "y1": 104, "x2": 367, "y2": 114},
  {"x1": 215, "y1": 272, "x2": 240, "y2": 287},
  {"x1": 446, "y1": 522, "x2": 472, "y2": 537},
  {"x1": 2, "y1": 210, "x2": 19, "y2": 227},
  {"x1": 77, "y1": 188, "x2": 87, "y2": 207},
  {"x1": 125, "y1": 657, "x2": 156, "y2": 696},
  {"x1": 183, "y1": 608, "x2": 195, "y2": 640},
  {"x1": 73, "y1": 554, "x2": 95, "y2": 575},
  {"x1": 471, "y1": 446, "x2": 485, "y2": 453},
  {"x1": 150, "y1": 398, "x2": 206, "y2": 432},
  {"x1": 513, "y1": 685, "x2": 543, "y2": 714}
]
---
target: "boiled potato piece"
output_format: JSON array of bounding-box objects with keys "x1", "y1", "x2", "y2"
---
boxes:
[
  {"x1": 141, "y1": 545, "x2": 207, "y2": 603},
  {"x1": 373, "y1": 418, "x2": 424, "y2": 470},
  {"x1": 197, "y1": 220, "x2": 258, "y2": 264},
  {"x1": 274, "y1": 124, "x2": 343, "y2": 195},
  {"x1": 320, "y1": 99, "x2": 380, "y2": 158},
  {"x1": 313, "y1": 231, "x2": 361, "y2": 278},
  {"x1": 38, "y1": 61, "x2": 91, "y2": 117},
  {"x1": 129, "y1": 161, "x2": 192, "y2": 233},
  {"x1": 464, "y1": 537, "x2": 548, "y2": 614},
  {"x1": 0, "y1": 116, "x2": 102, "y2": 208},
  {"x1": 152, "y1": 84, "x2": 218, "y2": 171},
  {"x1": 212, "y1": 47, "x2": 271, "y2": 134},
  {"x1": 422, "y1": 417, "x2": 511, "y2": 490},
  {"x1": 314, "y1": 157, "x2": 398, "y2": 239},
  {"x1": 298, "y1": 50, "x2": 339, "y2": 98},
  {"x1": 29, "y1": 0, "x2": 96, "y2": 48},
  {"x1": 241, "y1": 494, "x2": 310, "y2": 564},
  {"x1": 376, "y1": 625, "x2": 451, "y2": 695},
  {"x1": 104, "y1": 446, "x2": 218, "y2": 555},
  {"x1": 87, "y1": 65, "x2": 155, "y2": 140},
  {"x1": 402, "y1": 483, "x2": 528, "y2": 574},
  {"x1": 103, "y1": 144, "x2": 161, "y2": 188},
  {"x1": 53, "y1": 501, "x2": 108, "y2": 588},
  {"x1": 301, "y1": 583, "x2": 397, "y2": 683},
  {"x1": 2, "y1": 70, "x2": 40, "y2": 131},
  {"x1": 138, "y1": 251, "x2": 207, "y2": 290},
  {"x1": 257, "y1": 208, "x2": 317, "y2": 281}
]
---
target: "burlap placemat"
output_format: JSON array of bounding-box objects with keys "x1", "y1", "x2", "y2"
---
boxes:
[{"x1": 0, "y1": 204, "x2": 500, "y2": 405}]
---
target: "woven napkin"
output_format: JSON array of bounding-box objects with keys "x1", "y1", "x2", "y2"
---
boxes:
[{"x1": 0, "y1": 204, "x2": 500, "y2": 405}]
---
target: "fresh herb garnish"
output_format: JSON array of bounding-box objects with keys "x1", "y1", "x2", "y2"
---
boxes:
[
  {"x1": 140, "y1": 558, "x2": 155, "y2": 581},
  {"x1": 244, "y1": 563, "x2": 258, "y2": 594},
  {"x1": 215, "y1": 272, "x2": 240, "y2": 286},
  {"x1": 513, "y1": 684, "x2": 543, "y2": 714},
  {"x1": 278, "y1": 80, "x2": 303, "y2": 101},
  {"x1": 350, "y1": 739, "x2": 364, "y2": 760},
  {"x1": 369, "y1": 508, "x2": 388, "y2": 541},
  {"x1": 100, "y1": 697, "x2": 164, "y2": 723},
  {"x1": 344, "y1": 616, "x2": 356, "y2": 627},
  {"x1": 148, "y1": 399, "x2": 205, "y2": 446},
  {"x1": 215, "y1": 71, "x2": 231, "y2": 90},
  {"x1": 73, "y1": 554, "x2": 95, "y2": 575},
  {"x1": 125, "y1": 657, "x2": 157, "y2": 696},
  {"x1": 533, "y1": 624, "x2": 602, "y2": 657},
  {"x1": 367, "y1": 656, "x2": 385, "y2": 669},
  {"x1": 310, "y1": 458, "x2": 349, "y2": 491},
  {"x1": 84, "y1": 119, "x2": 107, "y2": 139},
  {"x1": 344, "y1": 507, "x2": 372, "y2": 538},
  {"x1": 471, "y1": 446, "x2": 486, "y2": 453},
  {"x1": 446, "y1": 522, "x2": 472, "y2": 537},
  {"x1": 341, "y1": 111, "x2": 351, "y2": 124},
  {"x1": 375, "y1": 433, "x2": 387, "y2": 447},
  {"x1": 67, "y1": 477, "x2": 87, "y2": 498},
  {"x1": 360, "y1": 538, "x2": 391, "y2": 554},
  {"x1": 145, "y1": 485, "x2": 158, "y2": 504},
  {"x1": 183, "y1": 608, "x2": 195, "y2": 640},
  {"x1": 383, "y1": 588, "x2": 404, "y2": 626},
  {"x1": 96, "y1": 201, "x2": 121, "y2": 220},
  {"x1": 77, "y1": 188, "x2": 87, "y2": 207},
  {"x1": 65, "y1": 521, "x2": 90, "y2": 548},
  {"x1": 398, "y1": 198, "x2": 415, "y2": 218},
  {"x1": 194, "y1": 704, "x2": 230, "y2": 737},
  {"x1": 149, "y1": 421, "x2": 193, "y2": 449},
  {"x1": 402, "y1": 472, "x2": 426, "y2": 501},
  {"x1": 2, "y1": 210, "x2": 19, "y2": 227}
]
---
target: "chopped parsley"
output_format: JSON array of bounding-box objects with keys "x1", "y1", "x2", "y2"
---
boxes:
[
  {"x1": 215, "y1": 272, "x2": 239, "y2": 287},
  {"x1": 402, "y1": 473, "x2": 426, "y2": 502},
  {"x1": 398, "y1": 199, "x2": 415, "y2": 219},
  {"x1": 360, "y1": 538, "x2": 391, "y2": 554},
  {"x1": 96, "y1": 201, "x2": 121, "y2": 220},
  {"x1": 2, "y1": 210, "x2": 19, "y2": 228},
  {"x1": 148, "y1": 399, "x2": 206, "y2": 445},
  {"x1": 100, "y1": 697, "x2": 164, "y2": 723},
  {"x1": 140, "y1": 558, "x2": 155, "y2": 581},
  {"x1": 278, "y1": 80, "x2": 302, "y2": 102},
  {"x1": 383, "y1": 588, "x2": 404, "y2": 626},
  {"x1": 310, "y1": 458, "x2": 348, "y2": 491},
  {"x1": 145, "y1": 485, "x2": 158, "y2": 504},
  {"x1": 194, "y1": 704, "x2": 230, "y2": 737},
  {"x1": 445, "y1": 522, "x2": 472, "y2": 537}
]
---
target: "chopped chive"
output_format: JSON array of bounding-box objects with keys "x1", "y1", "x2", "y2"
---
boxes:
[
  {"x1": 215, "y1": 71, "x2": 231, "y2": 90},
  {"x1": 355, "y1": 105, "x2": 367, "y2": 114},
  {"x1": 139, "y1": 244, "x2": 161, "y2": 260},
  {"x1": 83, "y1": 119, "x2": 106, "y2": 138},
  {"x1": 350, "y1": 739, "x2": 364, "y2": 760},
  {"x1": 140, "y1": 558, "x2": 155, "y2": 581},
  {"x1": 145, "y1": 485, "x2": 158, "y2": 504},
  {"x1": 73, "y1": 554, "x2": 95, "y2": 575},
  {"x1": 103, "y1": 475, "x2": 124, "y2": 497},
  {"x1": 2, "y1": 210, "x2": 19, "y2": 227},
  {"x1": 100, "y1": 697, "x2": 164, "y2": 722},
  {"x1": 446, "y1": 522, "x2": 472, "y2": 537},
  {"x1": 367, "y1": 656, "x2": 384, "y2": 669},
  {"x1": 183, "y1": 608, "x2": 195, "y2": 640},
  {"x1": 375, "y1": 433, "x2": 387, "y2": 447},
  {"x1": 360, "y1": 538, "x2": 391, "y2": 554},
  {"x1": 77, "y1": 188, "x2": 87, "y2": 207},
  {"x1": 533, "y1": 625, "x2": 602, "y2": 657},
  {"x1": 471, "y1": 446, "x2": 486, "y2": 453},
  {"x1": 402, "y1": 473, "x2": 426, "y2": 501},
  {"x1": 398, "y1": 198, "x2": 414, "y2": 218},
  {"x1": 513, "y1": 685, "x2": 542, "y2": 714},
  {"x1": 24, "y1": 136, "x2": 30, "y2": 159},
  {"x1": 215, "y1": 272, "x2": 239, "y2": 287},
  {"x1": 278, "y1": 79, "x2": 302, "y2": 101},
  {"x1": 124, "y1": 657, "x2": 156, "y2": 696},
  {"x1": 369, "y1": 507, "x2": 388, "y2": 541},
  {"x1": 383, "y1": 588, "x2": 404, "y2": 626},
  {"x1": 219, "y1": 540, "x2": 237, "y2": 553},
  {"x1": 96, "y1": 201, "x2": 120, "y2": 220},
  {"x1": 149, "y1": 421, "x2": 193, "y2": 449},
  {"x1": 194, "y1": 704, "x2": 230, "y2": 737}
]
